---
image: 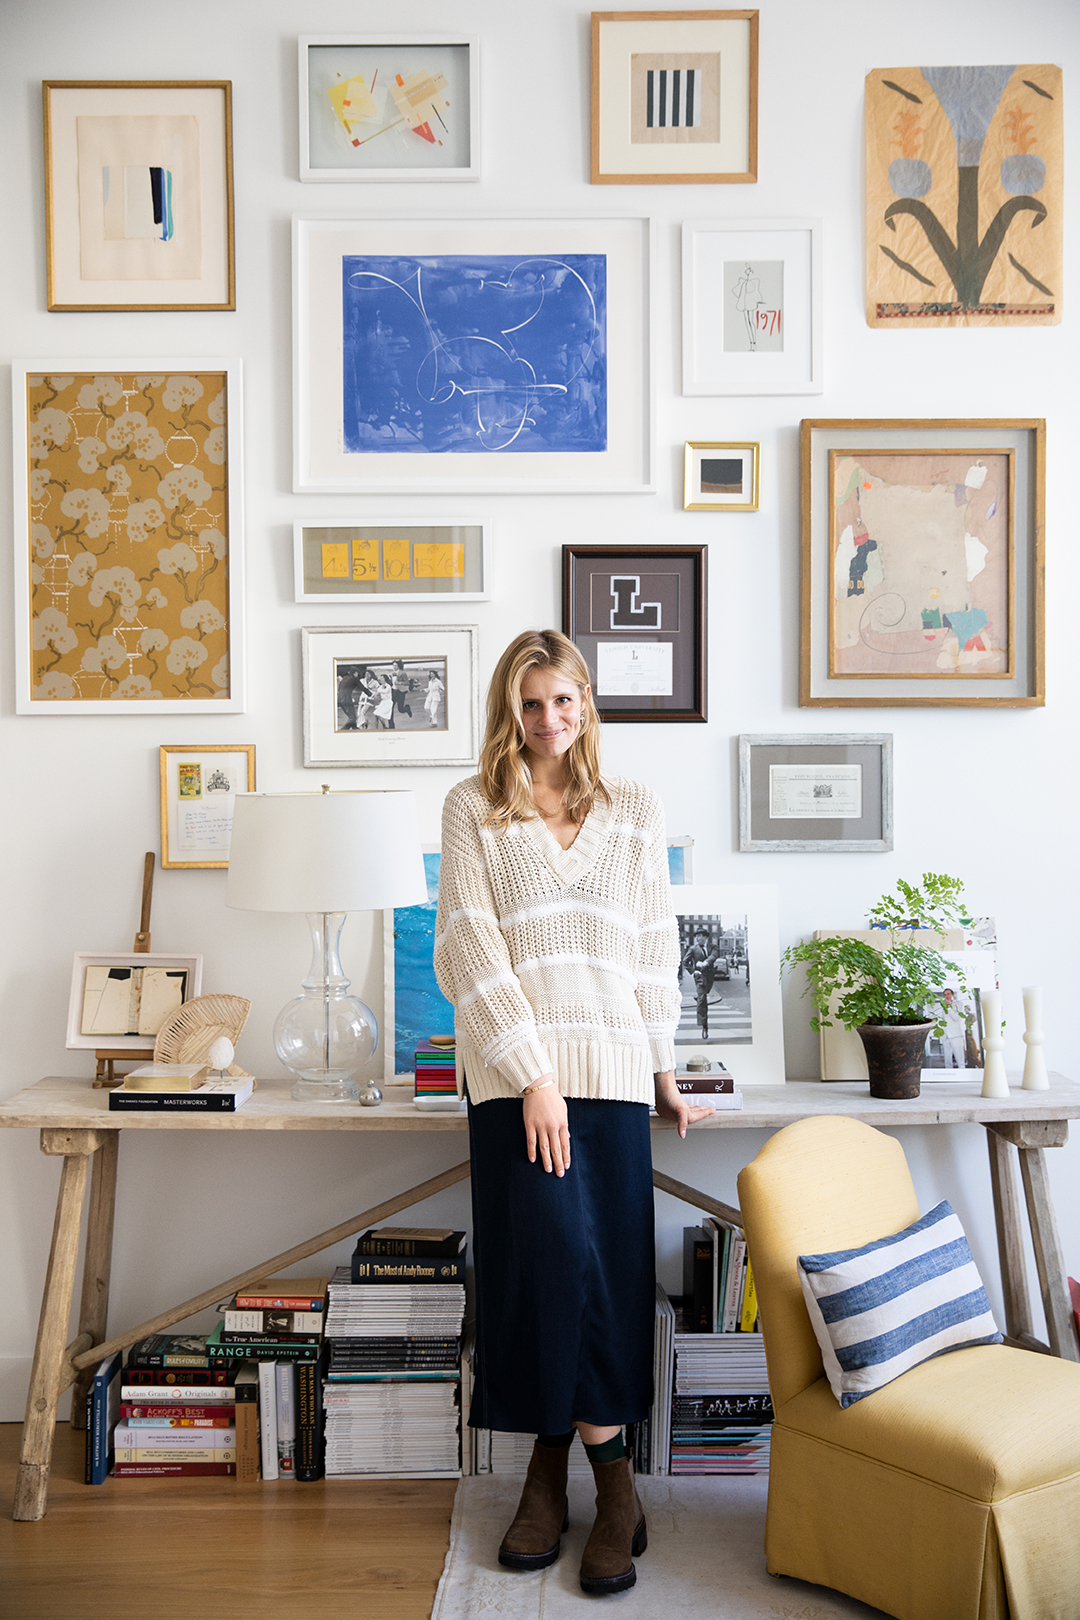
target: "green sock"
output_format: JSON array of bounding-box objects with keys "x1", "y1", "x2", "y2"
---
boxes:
[{"x1": 583, "y1": 1430, "x2": 624, "y2": 1466}]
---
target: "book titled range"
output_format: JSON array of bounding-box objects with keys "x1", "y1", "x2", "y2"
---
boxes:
[{"x1": 206, "y1": 1324, "x2": 320, "y2": 1362}]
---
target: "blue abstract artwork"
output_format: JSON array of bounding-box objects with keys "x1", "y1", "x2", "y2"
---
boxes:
[
  {"x1": 341, "y1": 254, "x2": 607, "y2": 454},
  {"x1": 392, "y1": 852, "x2": 454, "y2": 1075}
]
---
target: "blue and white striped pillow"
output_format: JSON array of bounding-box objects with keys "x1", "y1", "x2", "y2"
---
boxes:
[{"x1": 798, "y1": 1201, "x2": 1002, "y2": 1407}]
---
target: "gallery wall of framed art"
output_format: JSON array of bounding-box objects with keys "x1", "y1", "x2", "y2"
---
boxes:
[{"x1": 3, "y1": 0, "x2": 1079, "y2": 1407}]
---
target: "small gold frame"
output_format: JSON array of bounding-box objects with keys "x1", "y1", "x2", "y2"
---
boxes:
[{"x1": 684, "y1": 440, "x2": 760, "y2": 511}]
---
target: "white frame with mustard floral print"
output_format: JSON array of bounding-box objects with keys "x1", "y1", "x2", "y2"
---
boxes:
[{"x1": 13, "y1": 358, "x2": 245, "y2": 715}]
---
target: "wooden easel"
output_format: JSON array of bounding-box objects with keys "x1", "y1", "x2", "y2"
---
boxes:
[{"x1": 92, "y1": 852, "x2": 156, "y2": 1088}]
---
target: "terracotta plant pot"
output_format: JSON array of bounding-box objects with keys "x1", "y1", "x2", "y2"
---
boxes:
[{"x1": 856, "y1": 1019, "x2": 935, "y2": 1100}]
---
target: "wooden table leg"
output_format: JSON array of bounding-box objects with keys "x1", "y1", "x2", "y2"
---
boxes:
[
  {"x1": 69, "y1": 1131, "x2": 120, "y2": 1430},
  {"x1": 13, "y1": 1147, "x2": 92, "y2": 1520},
  {"x1": 1016, "y1": 1146, "x2": 1080, "y2": 1363},
  {"x1": 985, "y1": 1128, "x2": 1035, "y2": 1342}
]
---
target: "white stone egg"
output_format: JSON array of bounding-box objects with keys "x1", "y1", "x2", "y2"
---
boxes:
[{"x1": 208, "y1": 1036, "x2": 235, "y2": 1071}]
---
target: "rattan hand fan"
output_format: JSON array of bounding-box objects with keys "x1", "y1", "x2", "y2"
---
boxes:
[{"x1": 154, "y1": 993, "x2": 252, "y2": 1077}]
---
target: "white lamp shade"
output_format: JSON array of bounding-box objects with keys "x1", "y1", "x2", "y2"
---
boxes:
[{"x1": 225, "y1": 791, "x2": 428, "y2": 913}]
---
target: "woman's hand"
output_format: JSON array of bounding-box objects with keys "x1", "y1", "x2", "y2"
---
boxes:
[
  {"x1": 522, "y1": 1079, "x2": 571, "y2": 1176},
  {"x1": 653, "y1": 1072, "x2": 713, "y2": 1139}
]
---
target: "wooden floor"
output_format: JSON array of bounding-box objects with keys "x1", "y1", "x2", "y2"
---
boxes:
[{"x1": 0, "y1": 1423, "x2": 457, "y2": 1620}]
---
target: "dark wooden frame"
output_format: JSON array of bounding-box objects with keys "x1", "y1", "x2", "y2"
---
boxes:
[{"x1": 562, "y1": 544, "x2": 707, "y2": 722}]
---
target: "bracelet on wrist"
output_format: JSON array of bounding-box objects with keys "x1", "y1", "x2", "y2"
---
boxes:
[{"x1": 522, "y1": 1078, "x2": 555, "y2": 1096}]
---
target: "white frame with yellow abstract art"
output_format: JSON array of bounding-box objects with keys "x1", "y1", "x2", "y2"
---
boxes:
[
  {"x1": 13, "y1": 358, "x2": 245, "y2": 715},
  {"x1": 298, "y1": 35, "x2": 480, "y2": 182},
  {"x1": 292, "y1": 518, "x2": 491, "y2": 603}
]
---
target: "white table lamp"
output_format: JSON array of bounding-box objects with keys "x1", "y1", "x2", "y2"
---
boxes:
[{"x1": 226, "y1": 789, "x2": 427, "y2": 1102}]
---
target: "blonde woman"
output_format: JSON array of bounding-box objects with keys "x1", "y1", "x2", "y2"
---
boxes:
[{"x1": 434, "y1": 629, "x2": 708, "y2": 1595}]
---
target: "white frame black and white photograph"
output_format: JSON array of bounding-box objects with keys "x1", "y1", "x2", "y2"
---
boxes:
[
  {"x1": 294, "y1": 215, "x2": 654, "y2": 494},
  {"x1": 66, "y1": 952, "x2": 203, "y2": 1052},
  {"x1": 671, "y1": 884, "x2": 783, "y2": 1086},
  {"x1": 739, "y1": 734, "x2": 894, "y2": 852},
  {"x1": 293, "y1": 519, "x2": 490, "y2": 603},
  {"x1": 298, "y1": 35, "x2": 480, "y2": 183},
  {"x1": 302, "y1": 624, "x2": 479, "y2": 768},
  {"x1": 682, "y1": 218, "x2": 822, "y2": 396}
]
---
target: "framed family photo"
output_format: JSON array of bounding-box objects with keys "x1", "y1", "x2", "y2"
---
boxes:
[
  {"x1": 159, "y1": 743, "x2": 256, "y2": 869},
  {"x1": 684, "y1": 440, "x2": 759, "y2": 510},
  {"x1": 591, "y1": 10, "x2": 758, "y2": 184},
  {"x1": 293, "y1": 214, "x2": 653, "y2": 494},
  {"x1": 738, "y1": 733, "x2": 893, "y2": 852},
  {"x1": 800, "y1": 419, "x2": 1045, "y2": 707},
  {"x1": 682, "y1": 219, "x2": 822, "y2": 395},
  {"x1": 562, "y1": 544, "x2": 707, "y2": 722},
  {"x1": 671, "y1": 884, "x2": 783, "y2": 1086},
  {"x1": 302, "y1": 624, "x2": 479, "y2": 768},
  {"x1": 299, "y1": 35, "x2": 479, "y2": 182},
  {"x1": 293, "y1": 519, "x2": 490, "y2": 603},
  {"x1": 43, "y1": 80, "x2": 234, "y2": 311},
  {"x1": 13, "y1": 360, "x2": 245, "y2": 715}
]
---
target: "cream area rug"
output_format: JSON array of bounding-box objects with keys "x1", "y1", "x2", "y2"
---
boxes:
[{"x1": 432, "y1": 1474, "x2": 891, "y2": 1619}]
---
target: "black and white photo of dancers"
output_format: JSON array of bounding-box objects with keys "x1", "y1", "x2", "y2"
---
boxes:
[{"x1": 334, "y1": 656, "x2": 448, "y2": 733}]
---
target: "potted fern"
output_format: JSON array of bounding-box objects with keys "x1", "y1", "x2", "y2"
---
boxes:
[{"x1": 781, "y1": 874, "x2": 972, "y2": 1099}]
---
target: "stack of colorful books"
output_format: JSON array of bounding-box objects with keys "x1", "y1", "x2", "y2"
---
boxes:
[
  {"x1": 112, "y1": 1336, "x2": 238, "y2": 1478},
  {"x1": 210, "y1": 1275, "x2": 329, "y2": 1481},
  {"x1": 413, "y1": 1038, "x2": 459, "y2": 1109},
  {"x1": 322, "y1": 1227, "x2": 467, "y2": 1477}
]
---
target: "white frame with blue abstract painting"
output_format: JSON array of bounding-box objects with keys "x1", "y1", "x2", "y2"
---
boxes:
[{"x1": 293, "y1": 214, "x2": 654, "y2": 494}]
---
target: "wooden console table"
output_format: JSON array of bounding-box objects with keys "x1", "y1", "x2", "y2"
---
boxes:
[{"x1": 2, "y1": 1074, "x2": 1077, "y2": 1521}]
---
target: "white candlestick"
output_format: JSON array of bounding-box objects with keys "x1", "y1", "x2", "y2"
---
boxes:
[
  {"x1": 1021, "y1": 985, "x2": 1049, "y2": 1090},
  {"x1": 980, "y1": 990, "x2": 1009, "y2": 1098}
]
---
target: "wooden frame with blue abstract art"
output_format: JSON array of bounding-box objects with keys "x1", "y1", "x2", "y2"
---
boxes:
[
  {"x1": 294, "y1": 215, "x2": 653, "y2": 494},
  {"x1": 382, "y1": 840, "x2": 693, "y2": 1082}
]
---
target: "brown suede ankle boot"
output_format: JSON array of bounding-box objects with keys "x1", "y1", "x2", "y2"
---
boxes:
[
  {"x1": 498, "y1": 1440, "x2": 571, "y2": 1570},
  {"x1": 579, "y1": 1448, "x2": 647, "y2": 1594}
]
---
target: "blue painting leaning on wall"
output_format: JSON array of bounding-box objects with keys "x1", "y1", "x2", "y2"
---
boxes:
[{"x1": 341, "y1": 254, "x2": 608, "y2": 454}]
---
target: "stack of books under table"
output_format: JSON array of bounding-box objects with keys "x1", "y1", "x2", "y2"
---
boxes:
[
  {"x1": 669, "y1": 1328, "x2": 773, "y2": 1474},
  {"x1": 109, "y1": 1336, "x2": 239, "y2": 1478},
  {"x1": 322, "y1": 1227, "x2": 467, "y2": 1478}
]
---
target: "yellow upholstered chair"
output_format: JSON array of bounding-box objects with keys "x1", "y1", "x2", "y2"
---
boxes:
[{"x1": 736, "y1": 1114, "x2": 1080, "y2": 1620}]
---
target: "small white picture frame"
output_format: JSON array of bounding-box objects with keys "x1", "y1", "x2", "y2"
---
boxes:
[
  {"x1": 671, "y1": 885, "x2": 784, "y2": 1086},
  {"x1": 66, "y1": 953, "x2": 203, "y2": 1051},
  {"x1": 299, "y1": 35, "x2": 480, "y2": 182},
  {"x1": 682, "y1": 218, "x2": 823, "y2": 396}
]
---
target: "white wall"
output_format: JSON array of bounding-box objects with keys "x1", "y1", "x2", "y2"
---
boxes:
[{"x1": 2, "y1": 0, "x2": 1078, "y2": 1421}]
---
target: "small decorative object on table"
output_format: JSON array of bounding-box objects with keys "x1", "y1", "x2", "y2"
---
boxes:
[
  {"x1": 782, "y1": 874, "x2": 972, "y2": 1100},
  {"x1": 415, "y1": 1034, "x2": 461, "y2": 1112},
  {"x1": 155, "y1": 995, "x2": 252, "y2": 1077},
  {"x1": 1022, "y1": 986, "x2": 1049, "y2": 1091},
  {"x1": 980, "y1": 991, "x2": 1009, "y2": 1099}
]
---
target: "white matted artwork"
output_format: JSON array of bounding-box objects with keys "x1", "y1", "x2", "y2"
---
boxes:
[
  {"x1": 159, "y1": 744, "x2": 255, "y2": 869},
  {"x1": 294, "y1": 215, "x2": 653, "y2": 494},
  {"x1": 43, "y1": 81, "x2": 234, "y2": 311},
  {"x1": 671, "y1": 885, "x2": 783, "y2": 1086},
  {"x1": 66, "y1": 952, "x2": 203, "y2": 1051},
  {"x1": 682, "y1": 219, "x2": 822, "y2": 396},
  {"x1": 299, "y1": 35, "x2": 479, "y2": 182},
  {"x1": 303, "y1": 624, "x2": 479, "y2": 768}
]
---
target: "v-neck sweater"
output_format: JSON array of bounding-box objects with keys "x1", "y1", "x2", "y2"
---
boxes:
[{"x1": 434, "y1": 774, "x2": 680, "y2": 1104}]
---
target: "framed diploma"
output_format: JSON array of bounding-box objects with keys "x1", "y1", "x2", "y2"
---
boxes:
[
  {"x1": 738, "y1": 733, "x2": 893, "y2": 852},
  {"x1": 562, "y1": 544, "x2": 707, "y2": 722}
]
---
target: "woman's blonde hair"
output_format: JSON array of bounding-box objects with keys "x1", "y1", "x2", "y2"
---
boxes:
[{"x1": 480, "y1": 629, "x2": 608, "y2": 830}]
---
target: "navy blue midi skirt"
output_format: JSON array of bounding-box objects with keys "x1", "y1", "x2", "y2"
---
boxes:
[{"x1": 467, "y1": 1094, "x2": 655, "y2": 1435}]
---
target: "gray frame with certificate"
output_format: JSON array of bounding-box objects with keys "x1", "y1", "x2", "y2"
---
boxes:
[{"x1": 739, "y1": 733, "x2": 893, "y2": 852}]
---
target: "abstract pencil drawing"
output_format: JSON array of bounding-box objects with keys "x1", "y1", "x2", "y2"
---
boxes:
[
  {"x1": 865, "y1": 64, "x2": 1062, "y2": 328},
  {"x1": 25, "y1": 372, "x2": 230, "y2": 702},
  {"x1": 829, "y1": 450, "x2": 1011, "y2": 679},
  {"x1": 725, "y1": 260, "x2": 783, "y2": 353},
  {"x1": 341, "y1": 254, "x2": 607, "y2": 453}
]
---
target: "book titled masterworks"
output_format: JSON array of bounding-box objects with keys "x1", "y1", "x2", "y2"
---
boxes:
[
  {"x1": 349, "y1": 1250, "x2": 466, "y2": 1285},
  {"x1": 109, "y1": 1078, "x2": 254, "y2": 1112}
]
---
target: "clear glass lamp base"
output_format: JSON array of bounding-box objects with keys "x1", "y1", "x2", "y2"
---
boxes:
[{"x1": 273, "y1": 912, "x2": 378, "y2": 1105}]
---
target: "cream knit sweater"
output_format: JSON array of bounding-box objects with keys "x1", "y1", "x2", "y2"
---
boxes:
[{"x1": 434, "y1": 774, "x2": 680, "y2": 1105}]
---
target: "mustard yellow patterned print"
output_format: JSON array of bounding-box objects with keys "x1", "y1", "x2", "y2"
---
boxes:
[{"x1": 27, "y1": 372, "x2": 230, "y2": 701}]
